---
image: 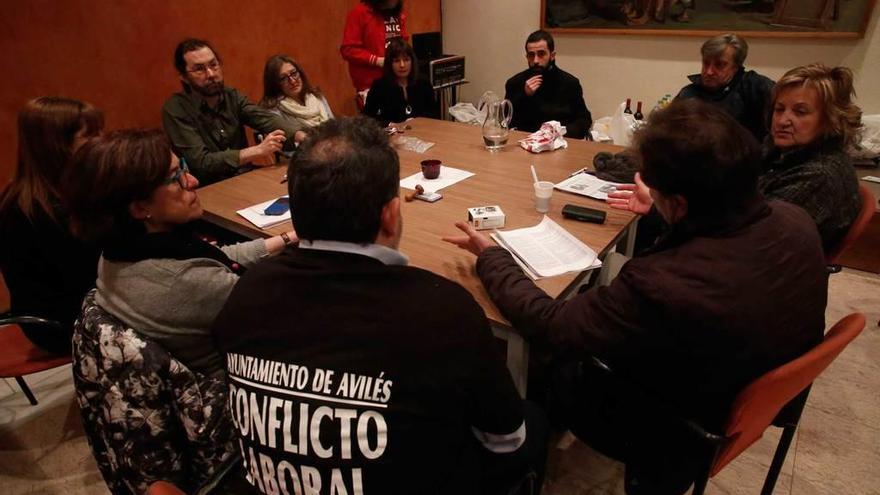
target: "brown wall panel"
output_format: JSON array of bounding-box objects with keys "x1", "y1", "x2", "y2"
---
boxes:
[{"x1": 0, "y1": 0, "x2": 440, "y2": 187}]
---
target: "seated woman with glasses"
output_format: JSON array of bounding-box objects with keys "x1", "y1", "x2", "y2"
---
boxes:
[
  {"x1": 63, "y1": 129, "x2": 296, "y2": 378},
  {"x1": 0, "y1": 97, "x2": 103, "y2": 354},
  {"x1": 259, "y1": 54, "x2": 333, "y2": 133},
  {"x1": 364, "y1": 38, "x2": 438, "y2": 127}
]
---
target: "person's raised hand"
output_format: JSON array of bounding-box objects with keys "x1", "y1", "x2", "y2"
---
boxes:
[
  {"x1": 606, "y1": 172, "x2": 654, "y2": 215},
  {"x1": 524, "y1": 75, "x2": 543, "y2": 96},
  {"x1": 442, "y1": 221, "x2": 495, "y2": 256},
  {"x1": 252, "y1": 130, "x2": 286, "y2": 165}
]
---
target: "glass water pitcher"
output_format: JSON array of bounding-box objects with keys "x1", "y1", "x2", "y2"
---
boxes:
[{"x1": 479, "y1": 91, "x2": 513, "y2": 152}]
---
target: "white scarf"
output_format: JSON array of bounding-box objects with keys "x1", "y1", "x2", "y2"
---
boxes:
[{"x1": 278, "y1": 93, "x2": 329, "y2": 128}]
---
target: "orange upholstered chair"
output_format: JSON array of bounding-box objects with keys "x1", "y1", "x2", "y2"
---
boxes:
[
  {"x1": 0, "y1": 315, "x2": 71, "y2": 405},
  {"x1": 146, "y1": 481, "x2": 186, "y2": 495},
  {"x1": 689, "y1": 313, "x2": 866, "y2": 495},
  {"x1": 826, "y1": 185, "x2": 876, "y2": 271}
]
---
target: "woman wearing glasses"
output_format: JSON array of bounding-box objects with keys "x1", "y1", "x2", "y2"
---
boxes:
[
  {"x1": 64, "y1": 129, "x2": 295, "y2": 378},
  {"x1": 260, "y1": 55, "x2": 333, "y2": 133},
  {"x1": 0, "y1": 97, "x2": 104, "y2": 354},
  {"x1": 364, "y1": 38, "x2": 438, "y2": 127}
]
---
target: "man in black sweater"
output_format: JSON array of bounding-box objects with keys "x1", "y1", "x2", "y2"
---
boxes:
[
  {"x1": 505, "y1": 30, "x2": 592, "y2": 139},
  {"x1": 213, "y1": 117, "x2": 546, "y2": 495}
]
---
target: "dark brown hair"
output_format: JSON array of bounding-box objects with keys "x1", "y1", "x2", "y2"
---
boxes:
[
  {"x1": 526, "y1": 30, "x2": 555, "y2": 52},
  {"x1": 0, "y1": 97, "x2": 103, "y2": 223},
  {"x1": 65, "y1": 129, "x2": 171, "y2": 243},
  {"x1": 173, "y1": 38, "x2": 220, "y2": 75},
  {"x1": 363, "y1": 0, "x2": 402, "y2": 16},
  {"x1": 382, "y1": 38, "x2": 417, "y2": 85},
  {"x1": 259, "y1": 54, "x2": 321, "y2": 109},
  {"x1": 636, "y1": 99, "x2": 761, "y2": 218}
]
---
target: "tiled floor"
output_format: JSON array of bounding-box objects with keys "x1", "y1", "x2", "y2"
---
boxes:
[
  {"x1": 0, "y1": 366, "x2": 108, "y2": 494},
  {"x1": 1, "y1": 269, "x2": 878, "y2": 495},
  {"x1": 543, "y1": 268, "x2": 880, "y2": 495}
]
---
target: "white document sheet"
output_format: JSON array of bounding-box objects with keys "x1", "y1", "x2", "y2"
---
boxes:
[
  {"x1": 236, "y1": 196, "x2": 291, "y2": 230},
  {"x1": 400, "y1": 166, "x2": 474, "y2": 192},
  {"x1": 491, "y1": 216, "x2": 602, "y2": 279},
  {"x1": 554, "y1": 173, "x2": 622, "y2": 200}
]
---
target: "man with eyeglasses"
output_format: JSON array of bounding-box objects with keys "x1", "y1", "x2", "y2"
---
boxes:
[{"x1": 162, "y1": 38, "x2": 307, "y2": 186}]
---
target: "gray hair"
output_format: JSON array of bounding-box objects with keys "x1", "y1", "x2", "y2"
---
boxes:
[{"x1": 701, "y1": 33, "x2": 748, "y2": 67}]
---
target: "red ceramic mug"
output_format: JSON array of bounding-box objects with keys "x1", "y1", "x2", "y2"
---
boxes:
[{"x1": 420, "y1": 159, "x2": 442, "y2": 180}]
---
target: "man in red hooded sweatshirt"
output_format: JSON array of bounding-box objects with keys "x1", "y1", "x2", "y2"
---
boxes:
[{"x1": 341, "y1": 0, "x2": 409, "y2": 108}]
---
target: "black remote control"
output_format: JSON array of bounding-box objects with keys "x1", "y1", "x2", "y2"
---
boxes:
[{"x1": 562, "y1": 204, "x2": 606, "y2": 224}]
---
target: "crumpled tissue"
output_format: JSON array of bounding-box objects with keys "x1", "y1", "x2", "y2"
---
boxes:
[{"x1": 519, "y1": 121, "x2": 568, "y2": 153}]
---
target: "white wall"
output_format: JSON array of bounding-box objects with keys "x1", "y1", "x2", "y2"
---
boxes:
[{"x1": 443, "y1": 1, "x2": 880, "y2": 120}]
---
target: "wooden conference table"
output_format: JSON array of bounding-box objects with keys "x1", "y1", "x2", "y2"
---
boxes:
[{"x1": 197, "y1": 118, "x2": 635, "y2": 395}]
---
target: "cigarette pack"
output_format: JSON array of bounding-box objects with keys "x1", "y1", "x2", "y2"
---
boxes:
[{"x1": 467, "y1": 205, "x2": 505, "y2": 230}]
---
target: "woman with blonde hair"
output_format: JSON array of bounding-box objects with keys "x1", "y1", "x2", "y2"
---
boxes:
[
  {"x1": 760, "y1": 63, "x2": 862, "y2": 252},
  {"x1": 0, "y1": 97, "x2": 104, "y2": 353}
]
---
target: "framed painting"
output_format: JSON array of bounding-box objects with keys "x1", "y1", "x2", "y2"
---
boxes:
[{"x1": 541, "y1": 0, "x2": 878, "y2": 38}]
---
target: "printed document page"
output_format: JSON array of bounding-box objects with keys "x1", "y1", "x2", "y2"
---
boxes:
[
  {"x1": 492, "y1": 216, "x2": 601, "y2": 279},
  {"x1": 554, "y1": 173, "x2": 621, "y2": 200}
]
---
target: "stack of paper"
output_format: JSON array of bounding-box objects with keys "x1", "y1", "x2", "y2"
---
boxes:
[
  {"x1": 554, "y1": 173, "x2": 621, "y2": 200},
  {"x1": 491, "y1": 217, "x2": 601, "y2": 279},
  {"x1": 236, "y1": 196, "x2": 291, "y2": 229}
]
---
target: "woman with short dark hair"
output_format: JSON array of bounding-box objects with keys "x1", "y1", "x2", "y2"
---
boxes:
[
  {"x1": 760, "y1": 63, "x2": 862, "y2": 252},
  {"x1": 0, "y1": 97, "x2": 104, "y2": 354},
  {"x1": 363, "y1": 38, "x2": 437, "y2": 126},
  {"x1": 64, "y1": 129, "x2": 296, "y2": 378},
  {"x1": 259, "y1": 54, "x2": 332, "y2": 131}
]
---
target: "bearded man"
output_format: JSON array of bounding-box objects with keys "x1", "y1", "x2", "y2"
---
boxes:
[{"x1": 162, "y1": 38, "x2": 305, "y2": 185}]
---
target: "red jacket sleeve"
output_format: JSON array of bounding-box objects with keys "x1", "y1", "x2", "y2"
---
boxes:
[
  {"x1": 400, "y1": 12, "x2": 409, "y2": 40},
  {"x1": 340, "y1": 7, "x2": 379, "y2": 67}
]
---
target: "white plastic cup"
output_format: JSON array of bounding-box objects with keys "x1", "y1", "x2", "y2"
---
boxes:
[{"x1": 534, "y1": 181, "x2": 554, "y2": 213}]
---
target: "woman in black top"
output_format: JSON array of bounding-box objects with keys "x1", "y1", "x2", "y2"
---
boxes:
[
  {"x1": 364, "y1": 38, "x2": 438, "y2": 126},
  {"x1": 759, "y1": 63, "x2": 862, "y2": 253},
  {"x1": 0, "y1": 97, "x2": 104, "y2": 354}
]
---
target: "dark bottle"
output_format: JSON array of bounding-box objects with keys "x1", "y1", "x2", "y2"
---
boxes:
[
  {"x1": 624, "y1": 98, "x2": 633, "y2": 115},
  {"x1": 634, "y1": 101, "x2": 644, "y2": 120}
]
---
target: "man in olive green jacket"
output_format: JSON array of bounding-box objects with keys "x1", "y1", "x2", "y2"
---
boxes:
[{"x1": 162, "y1": 38, "x2": 306, "y2": 185}]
